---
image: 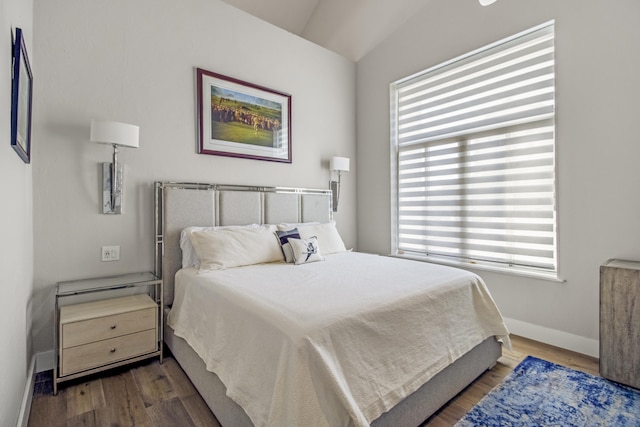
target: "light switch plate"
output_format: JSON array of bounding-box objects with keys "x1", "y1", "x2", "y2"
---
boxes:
[{"x1": 101, "y1": 246, "x2": 120, "y2": 261}]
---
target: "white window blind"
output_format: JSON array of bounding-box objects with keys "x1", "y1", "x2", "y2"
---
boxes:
[{"x1": 391, "y1": 22, "x2": 557, "y2": 274}]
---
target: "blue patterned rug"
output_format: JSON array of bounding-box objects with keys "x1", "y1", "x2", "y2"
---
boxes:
[{"x1": 455, "y1": 356, "x2": 640, "y2": 427}]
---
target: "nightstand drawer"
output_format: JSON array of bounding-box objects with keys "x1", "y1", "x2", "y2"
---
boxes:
[
  {"x1": 61, "y1": 329, "x2": 156, "y2": 376},
  {"x1": 62, "y1": 306, "x2": 156, "y2": 348}
]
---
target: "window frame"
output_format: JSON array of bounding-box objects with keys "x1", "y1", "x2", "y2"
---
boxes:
[{"x1": 390, "y1": 21, "x2": 560, "y2": 281}]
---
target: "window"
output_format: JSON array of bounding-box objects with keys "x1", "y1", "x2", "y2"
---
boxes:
[{"x1": 390, "y1": 21, "x2": 557, "y2": 278}]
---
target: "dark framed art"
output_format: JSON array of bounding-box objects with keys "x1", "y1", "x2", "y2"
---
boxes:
[
  {"x1": 11, "y1": 27, "x2": 33, "y2": 164},
  {"x1": 197, "y1": 68, "x2": 291, "y2": 163}
]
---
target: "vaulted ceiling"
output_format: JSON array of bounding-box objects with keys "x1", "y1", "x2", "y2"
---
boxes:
[{"x1": 220, "y1": 0, "x2": 433, "y2": 61}]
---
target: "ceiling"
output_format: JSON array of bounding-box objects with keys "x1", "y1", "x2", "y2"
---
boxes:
[{"x1": 220, "y1": 0, "x2": 432, "y2": 61}]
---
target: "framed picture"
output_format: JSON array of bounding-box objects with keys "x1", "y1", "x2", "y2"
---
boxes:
[
  {"x1": 197, "y1": 68, "x2": 291, "y2": 163},
  {"x1": 11, "y1": 28, "x2": 33, "y2": 164}
]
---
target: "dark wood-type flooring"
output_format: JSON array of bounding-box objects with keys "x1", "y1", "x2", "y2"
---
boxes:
[{"x1": 27, "y1": 335, "x2": 599, "y2": 427}]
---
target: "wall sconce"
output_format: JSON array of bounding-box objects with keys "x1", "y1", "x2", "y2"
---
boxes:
[
  {"x1": 479, "y1": 0, "x2": 497, "y2": 5},
  {"x1": 329, "y1": 156, "x2": 350, "y2": 212},
  {"x1": 89, "y1": 120, "x2": 139, "y2": 214}
]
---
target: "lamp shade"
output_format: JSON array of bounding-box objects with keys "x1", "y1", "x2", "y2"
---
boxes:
[
  {"x1": 90, "y1": 120, "x2": 139, "y2": 148},
  {"x1": 330, "y1": 156, "x2": 350, "y2": 172}
]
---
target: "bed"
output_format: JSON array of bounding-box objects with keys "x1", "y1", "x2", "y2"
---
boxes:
[{"x1": 154, "y1": 182, "x2": 510, "y2": 427}]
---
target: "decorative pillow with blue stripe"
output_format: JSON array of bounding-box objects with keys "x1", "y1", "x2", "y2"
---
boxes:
[{"x1": 275, "y1": 228, "x2": 301, "y2": 263}]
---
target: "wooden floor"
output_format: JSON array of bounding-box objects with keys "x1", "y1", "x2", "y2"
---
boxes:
[{"x1": 28, "y1": 335, "x2": 599, "y2": 427}]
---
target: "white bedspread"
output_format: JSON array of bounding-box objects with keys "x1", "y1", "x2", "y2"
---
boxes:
[{"x1": 167, "y1": 252, "x2": 510, "y2": 427}]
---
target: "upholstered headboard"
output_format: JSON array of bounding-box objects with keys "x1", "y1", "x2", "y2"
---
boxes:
[{"x1": 154, "y1": 182, "x2": 332, "y2": 305}]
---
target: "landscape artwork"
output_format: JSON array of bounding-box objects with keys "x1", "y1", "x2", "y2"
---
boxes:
[{"x1": 197, "y1": 68, "x2": 291, "y2": 163}]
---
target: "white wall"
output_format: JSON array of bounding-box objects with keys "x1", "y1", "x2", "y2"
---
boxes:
[
  {"x1": 356, "y1": 0, "x2": 640, "y2": 356},
  {"x1": 32, "y1": 0, "x2": 356, "y2": 355},
  {"x1": 0, "y1": 0, "x2": 34, "y2": 424}
]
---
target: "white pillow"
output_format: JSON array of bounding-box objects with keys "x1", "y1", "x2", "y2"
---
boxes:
[
  {"x1": 189, "y1": 225, "x2": 284, "y2": 271},
  {"x1": 279, "y1": 221, "x2": 347, "y2": 255},
  {"x1": 277, "y1": 222, "x2": 319, "y2": 229},
  {"x1": 180, "y1": 226, "x2": 215, "y2": 268},
  {"x1": 289, "y1": 236, "x2": 324, "y2": 265},
  {"x1": 180, "y1": 224, "x2": 261, "y2": 268}
]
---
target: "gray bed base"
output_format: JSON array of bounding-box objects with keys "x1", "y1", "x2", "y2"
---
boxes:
[{"x1": 155, "y1": 182, "x2": 502, "y2": 426}]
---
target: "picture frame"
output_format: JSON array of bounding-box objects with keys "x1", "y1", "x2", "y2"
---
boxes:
[
  {"x1": 11, "y1": 27, "x2": 33, "y2": 164},
  {"x1": 197, "y1": 68, "x2": 292, "y2": 163}
]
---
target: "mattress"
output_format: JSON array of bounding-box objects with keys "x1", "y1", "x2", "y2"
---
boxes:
[{"x1": 167, "y1": 252, "x2": 510, "y2": 427}]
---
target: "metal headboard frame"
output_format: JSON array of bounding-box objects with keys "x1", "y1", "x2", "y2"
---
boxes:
[{"x1": 154, "y1": 181, "x2": 333, "y2": 304}]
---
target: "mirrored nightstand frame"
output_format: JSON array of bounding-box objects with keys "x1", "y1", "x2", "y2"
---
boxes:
[{"x1": 53, "y1": 272, "x2": 163, "y2": 394}]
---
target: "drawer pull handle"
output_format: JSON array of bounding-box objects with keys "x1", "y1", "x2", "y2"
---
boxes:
[
  {"x1": 110, "y1": 348, "x2": 117, "y2": 353},
  {"x1": 110, "y1": 325, "x2": 117, "y2": 330}
]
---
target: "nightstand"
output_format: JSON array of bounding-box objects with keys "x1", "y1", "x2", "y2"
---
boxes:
[{"x1": 54, "y1": 272, "x2": 163, "y2": 394}]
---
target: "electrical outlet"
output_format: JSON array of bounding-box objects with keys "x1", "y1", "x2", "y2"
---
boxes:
[{"x1": 101, "y1": 245, "x2": 120, "y2": 261}]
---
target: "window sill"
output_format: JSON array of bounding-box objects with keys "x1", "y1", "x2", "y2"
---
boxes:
[{"x1": 390, "y1": 253, "x2": 565, "y2": 283}]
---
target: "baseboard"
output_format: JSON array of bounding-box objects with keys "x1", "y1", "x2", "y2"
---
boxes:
[
  {"x1": 18, "y1": 351, "x2": 55, "y2": 427},
  {"x1": 35, "y1": 350, "x2": 54, "y2": 373},
  {"x1": 504, "y1": 317, "x2": 599, "y2": 358},
  {"x1": 16, "y1": 356, "x2": 36, "y2": 427}
]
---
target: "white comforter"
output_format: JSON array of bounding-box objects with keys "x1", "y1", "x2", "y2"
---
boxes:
[{"x1": 167, "y1": 252, "x2": 509, "y2": 427}]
